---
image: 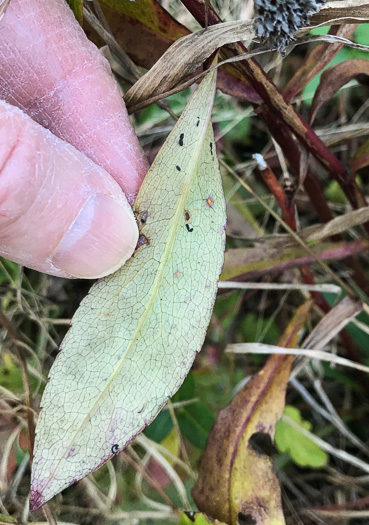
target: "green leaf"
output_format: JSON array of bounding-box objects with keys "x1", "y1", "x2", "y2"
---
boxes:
[
  {"x1": 275, "y1": 406, "x2": 328, "y2": 468},
  {"x1": 144, "y1": 410, "x2": 173, "y2": 443},
  {"x1": 179, "y1": 512, "x2": 227, "y2": 524},
  {"x1": 0, "y1": 352, "x2": 26, "y2": 393},
  {"x1": 30, "y1": 68, "x2": 226, "y2": 510},
  {"x1": 241, "y1": 312, "x2": 280, "y2": 345},
  {"x1": 0, "y1": 352, "x2": 38, "y2": 393},
  {"x1": 0, "y1": 514, "x2": 18, "y2": 525},
  {"x1": 177, "y1": 402, "x2": 215, "y2": 450},
  {"x1": 66, "y1": 0, "x2": 83, "y2": 23}
]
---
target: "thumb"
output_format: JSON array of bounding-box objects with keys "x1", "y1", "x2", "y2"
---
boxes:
[{"x1": 0, "y1": 101, "x2": 139, "y2": 279}]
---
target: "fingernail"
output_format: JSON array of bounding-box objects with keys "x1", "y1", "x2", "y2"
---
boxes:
[{"x1": 52, "y1": 194, "x2": 138, "y2": 278}]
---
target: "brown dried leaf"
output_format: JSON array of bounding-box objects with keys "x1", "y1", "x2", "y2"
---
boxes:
[
  {"x1": 302, "y1": 206, "x2": 369, "y2": 241},
  {"x1": 289, "y1": 296, "x2": 363, "y2": 377},
  {"x1": 226, "y1": 203, "x2": 261, "y2": 239},
  {"x1": 309, "y1": 0, "x2": 369, "y2": 25},
  {"x1": 97, "y1": 0, "x2": 259, "y2": 105},
  {"x1": 192, "y1": 302, "x2": 312, "y2": 525},
  {"x1": 302, "y1": 296, "x2": 362, "y2": 350},
  {"x1": 310, "y1": 59, "x2": 369, "y2": 123},
  {"x1": 124, "y1": 21, "x2": 254, "y2": 110}
]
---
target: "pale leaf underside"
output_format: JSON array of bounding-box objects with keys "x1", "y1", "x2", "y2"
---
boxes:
[{"x1": 30, "y1": 68, "x2": 226, "y2": 510}]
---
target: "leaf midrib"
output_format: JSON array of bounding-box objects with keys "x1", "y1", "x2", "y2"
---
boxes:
[{"x1": 45, "y1": 75, "x2": 216, "y2": 487}]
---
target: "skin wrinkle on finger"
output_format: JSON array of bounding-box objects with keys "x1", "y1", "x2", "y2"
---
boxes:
[
  {"x1": 0, "y1": 100, "x2": 138, "y2": 278},
  {"x1": 0, "y1": 0, "x2": 148, "y2": 200}
]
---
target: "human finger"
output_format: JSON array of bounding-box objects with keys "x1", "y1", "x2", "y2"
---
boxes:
[
  {"x1": 0, "y1": 0, "x2": 148, "y2": 203},
  {"x1": 0, "y1": 100, "x2": 139, "y2": 279}
]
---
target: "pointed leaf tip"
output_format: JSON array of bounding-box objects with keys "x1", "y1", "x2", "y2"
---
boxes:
[{"x1": 31, "y1": 68, "x2": 226, "y2": 508}]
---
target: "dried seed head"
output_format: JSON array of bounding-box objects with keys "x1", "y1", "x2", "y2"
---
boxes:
[{"x1": 254, "y1": 0, "x2": 325, "y2": 53}]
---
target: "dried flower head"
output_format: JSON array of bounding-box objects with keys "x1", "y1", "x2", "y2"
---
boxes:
[{"x1": 254, "y1": 0, "x2": 326, "y2": 53}]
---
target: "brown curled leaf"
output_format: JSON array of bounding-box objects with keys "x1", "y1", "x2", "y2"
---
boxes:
[
  {"x1": 124, "y1": 20, "x2": 255, "y2": 110},
  {"x1": 192, "y1": 301, "x2": 312, "y2": 525},
  {"x1": 97, "y1": 0, "x2": 259, "y2": 104},
  {"x1": 310, "y1": 58, "x2": 369, "y2": 123},
  {"x1": 283, "y1": 24, "x2": 357, "y2": 102},
  {"x1": 309, "y1": 0, "x2": 369, "y2": 25},
  {"x1": 301, "y1": 206, "x2": 369, "y2": 241}
]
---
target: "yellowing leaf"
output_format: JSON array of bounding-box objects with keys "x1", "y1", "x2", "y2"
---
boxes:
[
  {"x1": 275, "y1": 406, "x2": 328, "y2": 468},
  {"x1": 30, "y1": 68, "x2": 226, "y2": 510},
  {"x1": 192, "y1": 301, "x2": 312, "y2": 525},
  {"x1": 0, "y1": 514, "x2": 18, "y2": 525},
  {"x1": 179, "y1": 511, "x2": 227, "y2": 524},
  {"x1": 161, "y1": 428, "x2": 180, "y2": 464}
]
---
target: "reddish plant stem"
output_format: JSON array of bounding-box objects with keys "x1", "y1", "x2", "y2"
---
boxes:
[
  {"x1": 252, "y1": 158, "x2": 363, "y2": 365},
  {"x1": 311, "y1": 496, "x2": 369, "y2": 512},
  {"x1": 180, "y1": 0, "x2": 368, "y2": 371},
  {"x1": 180, "y1": 0, "x2": 369, "y2": 215},
  {"x1": 255, "y1": 159, "x2": 297, "y2": 230},
  {"x1": 304, "y1": 172, "x2": 335, "y2": 224},
  {"x1": 262, "y1": 112, "x2": 335, "y2": 223},
  {"x1": 265, "y1": 115, "x2": 369, "y2": 297},
  {"x1": 254, "y1": 160, "x2": 332, "y2": 312}
]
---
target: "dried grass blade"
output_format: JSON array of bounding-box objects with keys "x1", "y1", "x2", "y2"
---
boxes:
[
  {"x1": 303, "y1": 296, "x2": 362, "y2": 349},
  {"x1": 226, "y1": 343, "x2": 369, "y2": 374}
]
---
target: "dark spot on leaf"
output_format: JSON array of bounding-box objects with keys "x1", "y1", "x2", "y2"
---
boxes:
[
  {"x1": 205, "y1": 195, "x2": 214, "y2": 208},
  {"x1": 196, "y1": 117, "x2": 200, "y2": 127},
  {"x1": 140, "y1": 211, "x2": 148, "y2": 224},
  {"x1": 210, "y1": 142, "x2": 213, "y2": 155},
  {"x1": 179, "y1": 133, "x2": 184, "y2": 146},
  {"x1": 249, "y1": 431, "x2": 275, "y2": 458},
  {"x1": 238, "y1": 512, "x2": 256, "y2": 525},
  {"x1": 136, "y1": 235, "x2": 149, "y2": 249},
  {"x1": 186, "y1": 224, "x2": 194, "y2": 232},
  {"x1": 176, "y1": 165, "x2": 181, "y2": 171},
  {"x1": 111, "y1": 444, "x2": 119, "y2": 454},
  {"x1": 184, "y1": 210, "x2": 191, "y2": 222}
]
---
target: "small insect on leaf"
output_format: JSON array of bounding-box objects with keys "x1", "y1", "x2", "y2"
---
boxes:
[{"x1": 30, "y1": 64, "x2": 226, "y2": 510}]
